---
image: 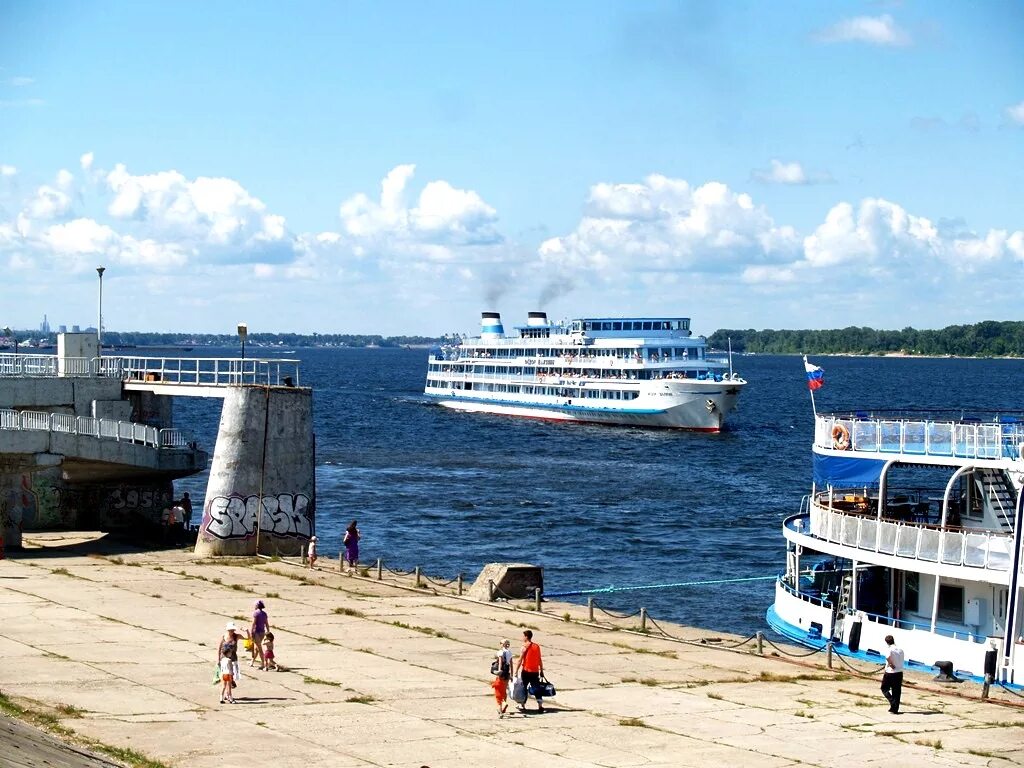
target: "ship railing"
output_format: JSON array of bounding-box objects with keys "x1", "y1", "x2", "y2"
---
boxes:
[
  {"x1": 434, "y1": 351, "x2": 721, "y2": 368},
  {"x1": 0, "y1": 408, "x2": 197, "y2": 451},
  {"x1": 777, "y1": 579, "x2": 986, "y2": 642},
  {"x1": 808, "y1": 499, "x2": 1016, "y2": 574},
  {"x1": 120, "y1": 356, "x2": 300, "y2": 388},
  {"x1": 428, "y1": 368, "x2": 728, "y2": 384},
  {"x1": 855, "y1": 608, "x2": 989, "y2": 643},
  {"x1": 815, "y1": 413, "x2": 1024, "y2": 461},
  {"x1": 777, "y1": 576, "x2": 833, "y2": 610}
]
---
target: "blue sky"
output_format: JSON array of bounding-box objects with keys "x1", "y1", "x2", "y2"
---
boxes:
[{"x1": 1, "y1": 1, "x2": 1022, "y2": 336}]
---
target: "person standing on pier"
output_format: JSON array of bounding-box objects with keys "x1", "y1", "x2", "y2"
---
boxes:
[
  {"x1": 881, "y1": 635, "x2": 904, "y2": 714},
  {"x1": 308, "y1": 535, "x2": 318, "y2": 570},
  {"x1": 250, "y1": 600, "x2": 271, "y2": 670},
  {"x1": 514, "y1": 629, "x2": 545, "y2": 713},
  {"x1": 343, "y1": 520, "x2": 360, "y2": 572},
  {"x1": 217, "y1": 622, "x2": 242, "y2": 703},
  {"x1": 179, "y1": 492, "x2": 193, "y2": 531}
]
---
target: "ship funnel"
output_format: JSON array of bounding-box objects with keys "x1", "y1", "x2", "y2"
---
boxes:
[
  {"x1": 480, "y1": 311, "x2": 505, "y2": 339},
  {"x1": 527, "y1": 311, "x2": 548, "y2": 327}
]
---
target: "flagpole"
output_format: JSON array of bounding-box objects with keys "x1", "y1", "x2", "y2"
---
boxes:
[{"x1": 803, "y1": 355, "x2": 818, "y2": 416}]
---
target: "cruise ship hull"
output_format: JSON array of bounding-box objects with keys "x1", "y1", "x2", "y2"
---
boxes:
[{"x1": 427, "y1": 381, "x2": 741, "y2": 431}]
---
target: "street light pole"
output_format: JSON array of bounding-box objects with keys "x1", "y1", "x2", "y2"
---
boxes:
[
  {"x1": 96, "y1": 266, "x2": 106, "y2": 353},
  {"x1": 237, "y1": 322, "x2": 248, "y2": 360}
]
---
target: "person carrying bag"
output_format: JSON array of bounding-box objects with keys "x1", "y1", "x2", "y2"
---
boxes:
[{"x1": 513, "y1": 629, "x2": 547, "y2": 713}]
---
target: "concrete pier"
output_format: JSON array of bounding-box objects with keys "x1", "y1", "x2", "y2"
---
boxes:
[
  {"x1": 194, "y1": 385, "x2": 315, "y2": 557},
  {"x1": 3, "y1": 532, "x2": 1024, "y2": 768}
]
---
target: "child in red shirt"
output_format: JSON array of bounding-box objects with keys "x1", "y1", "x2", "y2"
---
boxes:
[{"x1": 491, "y1": 674, "x2": 509, "y2": 717}]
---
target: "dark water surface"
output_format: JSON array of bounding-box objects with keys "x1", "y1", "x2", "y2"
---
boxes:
[{"x1": 174, "y1": 350, "x2": 1024, "y2": 636}]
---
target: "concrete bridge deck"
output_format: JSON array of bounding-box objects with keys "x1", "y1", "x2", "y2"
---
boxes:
[{"x1": 2, "y1": 532, "x2": 1024, "y2": 768}]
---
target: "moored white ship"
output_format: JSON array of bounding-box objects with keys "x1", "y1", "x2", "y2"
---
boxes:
[
  {"x1": 768, "y1": 408, "x2": 1024, "y2": 685},
  {"x1": 424, "y1": 311, "x2": 745, "y2": 431}
]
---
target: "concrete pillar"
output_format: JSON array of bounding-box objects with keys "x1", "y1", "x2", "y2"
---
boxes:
[
  {"x1": 0, "y1": 464, "x2": 64, "y2": 548},
  {"x1": 195, "y1": 385, "x2": 315, "y2": 557}
]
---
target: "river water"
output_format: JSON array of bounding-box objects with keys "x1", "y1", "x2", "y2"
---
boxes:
[{"x1": 173, "y1": 349, "x2": 1024, "y2": 636}]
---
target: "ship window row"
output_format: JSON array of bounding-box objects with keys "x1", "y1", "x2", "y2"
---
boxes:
[
  {"x1": 428, "y1": 365, "x2": 717, "y2": 380},
  {"x1": 582, "y1": 320, "x2": 688, "y2": 332},
  {"x1": 425, "y1": 380, "x2": 638, "y2": 400},
  {"x1": 441, "y1": 347, "x2": 703, "y2": 361}
]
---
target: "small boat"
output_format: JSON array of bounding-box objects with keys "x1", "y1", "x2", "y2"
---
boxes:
[
  {"x1": 768, "y1": 408, "x2": 1024, "y2": 685},
  {"x1": 424, "y1": 311, "x2": 745, "y2": 431}
]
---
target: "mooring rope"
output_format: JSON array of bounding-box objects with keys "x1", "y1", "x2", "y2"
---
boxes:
[{"x1": 545, "y1": 574, "x2": 777, "y2": 598}]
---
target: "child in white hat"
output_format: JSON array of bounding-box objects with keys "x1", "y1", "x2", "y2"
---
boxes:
[{"x1": 308, "y1": 536, "x2": 318, "y2": 570}]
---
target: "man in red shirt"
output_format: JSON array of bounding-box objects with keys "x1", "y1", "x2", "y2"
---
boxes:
[{"x1": 514, "y1": 629, "x2": 545, "y2": 713}]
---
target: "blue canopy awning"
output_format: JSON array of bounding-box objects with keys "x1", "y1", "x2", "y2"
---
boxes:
[{"x1": 813, "y1": 452, "x2": 887, "y2": 487}]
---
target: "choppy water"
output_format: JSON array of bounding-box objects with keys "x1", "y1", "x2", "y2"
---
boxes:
[{"x1": 174, "y1": 350, "x2": 1024, "y2": 635}]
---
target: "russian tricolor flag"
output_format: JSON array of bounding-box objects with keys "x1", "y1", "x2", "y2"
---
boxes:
[{"x1": 803, "y1": 356, "x2": 824, "y2": 391}]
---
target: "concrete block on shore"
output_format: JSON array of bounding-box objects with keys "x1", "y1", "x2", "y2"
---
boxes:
[{"x1": 469, "y1": 562, "x2": 543, "y2": 601}]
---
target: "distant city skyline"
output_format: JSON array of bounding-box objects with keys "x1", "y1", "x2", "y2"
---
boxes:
[{"x1": 1, "y1": 2, "x2": 1022, "y2": 336}]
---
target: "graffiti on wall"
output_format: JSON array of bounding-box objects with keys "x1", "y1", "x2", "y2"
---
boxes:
[
  {"x1": 104, "y1": 486, "x2": 173, "y2": 527},
  {"x1": 202, "y1": 493, "x2": 313, "y2": 540}
]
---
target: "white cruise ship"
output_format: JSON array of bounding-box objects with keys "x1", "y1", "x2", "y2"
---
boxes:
[
  {"x1": 768, "y1": 409, "x2": 1024, "y2": 685},
  {"x1": 424, "y1": 311, "x2": 745, "y2": 431}
]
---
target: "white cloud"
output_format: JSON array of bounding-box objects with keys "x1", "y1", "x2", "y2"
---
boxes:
[
  {"x1": 24, "y1": 185, "x2": 73, "y2": 221},
  {"x1": 752, "y1": 159, "x2": 834, "y2": 185},
  {"x1": 539, "y1": 174, "x2": 800, "y2": 283},
  {"x1": 3, "y1": 156, "x2": 1022, "y2": 333},
  {"x1": 8, "y1": 76, "x2": 34, "y2": 87},
  {"x1": 39, "y1": 218, "x2": 118, "y2": 256},
  {"x1": 104, "y1": 163, "x2": 295, "y2": 261},
  {"x1": 80, "y1": 152, "x2": 94, "y2": 171},
  {"x1": 338, "y1": 164, "x2": 501, "y2": 250},
  {"x1": 814, "y1": 14, "x2": 911, "y2": 46},
  {"x1": 1, "y1": 164, "x2": 16, "y2": 177},
  {"x1": 792, "y1": 198, "x2": 1021, "y2": 277},
  {"x1": 1006, "y1": 101, "x2": 1024, "y2": 126}
]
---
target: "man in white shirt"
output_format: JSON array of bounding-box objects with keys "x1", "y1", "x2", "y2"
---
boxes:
[{"x1": 881, "y1": 634, "x2": 905, "y2": 714}]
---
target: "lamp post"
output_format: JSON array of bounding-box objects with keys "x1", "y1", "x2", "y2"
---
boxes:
[
  {"x1": 237, "y1": 322, "x2": 248, "y2": 360},
  {"x1": 96, "y1": 266, "x2": 106, "y2": 352}
]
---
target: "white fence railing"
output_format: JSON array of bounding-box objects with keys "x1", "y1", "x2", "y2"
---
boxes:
[
  {"x1": 809, "y1": 500, "x2": 1015, "y2": 574},
  {"x1": 0, "y1": 352, "x2": 299, "y2": 388},
  {"x1": 0, "y1": 408, "x2": 193, "y2": 450},
  {"x1": 120, "y1": 356, "x2": 299, "y2": 388}
]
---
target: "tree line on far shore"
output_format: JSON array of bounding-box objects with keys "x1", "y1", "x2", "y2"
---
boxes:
[
  {"x1": 1, "y1": 330, "x2": 436, "y2": 349},
  {"x1": 707, "y1": 321, "x2": 1024, "y2": 357},
  {"x1": 5, "y1": 320, "x2": 1024, "y2": 357}
]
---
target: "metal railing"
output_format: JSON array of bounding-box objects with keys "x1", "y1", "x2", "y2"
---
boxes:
[
  {"x1": 816, "y1": 413, "x2": 1024, "y2": 461},
  {"x1": 0, "y1": 352, "x2": 300, "y2": 388},
  {"x1": 0, "y1": 408, "x2": 193, "y2": 450},
  {"x1": 120, "y1": 356, "x2": 299, "y2": 388},
  {"x1": 805, "y1": 501, "x2": 1016, "y2": 573}
]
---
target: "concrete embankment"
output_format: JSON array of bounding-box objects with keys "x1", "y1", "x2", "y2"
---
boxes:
[{"x1": 2, "y1": 533, "x2": 1024, "y2": 768}]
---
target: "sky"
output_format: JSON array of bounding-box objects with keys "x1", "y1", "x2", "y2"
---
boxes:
[{"x1": 1, "y1": 1, "x2": 1022, "y2": 337}]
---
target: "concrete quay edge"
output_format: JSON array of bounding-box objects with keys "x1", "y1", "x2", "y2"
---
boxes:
[{"x1": 2, "y1": 532, "x2": 1024, "y2": 768}]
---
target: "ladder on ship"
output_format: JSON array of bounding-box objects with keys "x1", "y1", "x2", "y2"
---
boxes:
[
  {"x1": 979, "y1": 469, "x2": 1015, "y2": 533},
  {"x1": 830, "y1": 574, "x2": 854, "y2": 643}
]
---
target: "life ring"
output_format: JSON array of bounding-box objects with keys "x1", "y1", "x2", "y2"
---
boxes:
[{"x1": 832, "y1": 424, "x2": 851, "y2": 450}]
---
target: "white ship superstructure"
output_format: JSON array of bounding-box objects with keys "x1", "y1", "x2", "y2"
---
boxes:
[
  {"x1": 424, "y1": 311, "x2": 745, "y2": 431},
  {"x1": 769, "y1": 409, "x2": 1024, "y2": 685}
]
